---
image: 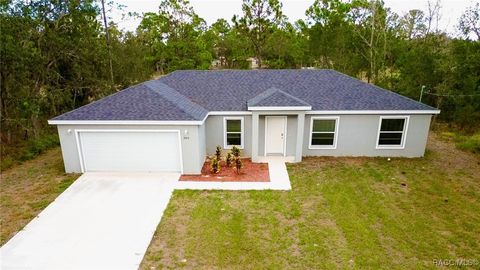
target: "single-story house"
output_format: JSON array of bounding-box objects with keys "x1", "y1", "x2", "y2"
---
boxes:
[{"x1": 49, "y1": 69, "x2": 440, "y2": 174}]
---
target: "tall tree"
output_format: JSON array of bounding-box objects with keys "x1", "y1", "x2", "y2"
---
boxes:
[
  {"x1": 1, "y1": 0, "x2": 106, "y2": 140},
  {"x1": 100, "y1": 0, "x2": 114, "y2": 84},
  {"x1": 305, "y1": 0, "x2": 361, "y2": 73},
  {"x1": 264, "y1": 22, "x2": 307, "y2": 68},
  {"x1": 233, "y1": 0, "x2": 285, "y2": 68},
  {"x1": 398, "y1": 9, "x2": 427, "y2": 39},
  {"x1": 349, "y1": 0, "x2": 390, "y2": 83},
  {"x1": 426, "y1": 0, "x2": 442, "y2": 35},
  {"x1": 208, "y1": 19, "x2": 231, "y2": 66},
  {"x1": 138, "y1": 0, "x2": 213, "y2": 72},
  {"x1": 458, "y1": 2, "x2": 480, "y2": 40},
  {"x1": 0, "y1": 0, "x2": 152, "y2": 144}
]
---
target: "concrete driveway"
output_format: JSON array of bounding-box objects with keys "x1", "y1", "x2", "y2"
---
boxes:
[{"x1": 0, "y1": 172, "x2": 178, "y2": 270}]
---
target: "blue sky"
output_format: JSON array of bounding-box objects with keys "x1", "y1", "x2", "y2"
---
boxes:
[{"x1": 111, "y1": 0, "x2": 476, "y2": 36}]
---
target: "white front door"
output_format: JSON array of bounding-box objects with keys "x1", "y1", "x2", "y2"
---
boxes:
[{"x1": 265, "y1": 116, "x2": 287, "y2": 155}]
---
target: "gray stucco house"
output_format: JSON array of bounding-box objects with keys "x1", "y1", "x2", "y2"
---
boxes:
[{"x1": 49, "y1": 69, "x2": 440, "y2": 174}]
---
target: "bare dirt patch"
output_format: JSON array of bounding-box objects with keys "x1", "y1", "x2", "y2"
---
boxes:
[
  {"x1": 180, "y1": 158, "x2": 269, "y2": 182},
  {"x1": 428, "y1": 132, "x2": 480, "y2": 175}
]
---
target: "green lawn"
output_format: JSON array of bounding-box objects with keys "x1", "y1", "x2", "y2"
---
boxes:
[
  {"x1": 141, "y1": 134, "x2": 480, "y2": 269},
  {"x1": 1, "y1": 134, "x2": 478, "y2": 269}
]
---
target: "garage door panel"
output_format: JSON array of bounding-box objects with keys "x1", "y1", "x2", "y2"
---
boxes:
[{"x1": 79, "y1": 131, "x2": 181, "y2": 172}]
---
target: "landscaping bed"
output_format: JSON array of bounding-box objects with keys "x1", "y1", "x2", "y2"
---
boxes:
[{"x1": 179, "y1": 158, "x2": 270, "y2": 182}]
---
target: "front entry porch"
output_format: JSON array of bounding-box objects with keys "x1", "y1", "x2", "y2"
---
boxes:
[
  {"x1": 251, "y1": 111, "x2": 306, "y2": 163},
  {"x1": 246, "y1": 87, "x2": 312, "y2": 163}
]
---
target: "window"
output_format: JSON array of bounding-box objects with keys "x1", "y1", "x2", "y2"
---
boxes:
[
  {"x1": 309, "y1": 117, "x2": 339, "y2": 149},
  {"x1": 224, "y1": 117, "x2": 244, "y2": 149},
  {"x1": 376, "y1": 116, "x2": 409, "y2": 149}
]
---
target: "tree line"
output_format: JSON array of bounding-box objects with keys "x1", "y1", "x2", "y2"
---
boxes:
[{"x1": 1, "y1": 0, "x2": 479, "y2": 148}]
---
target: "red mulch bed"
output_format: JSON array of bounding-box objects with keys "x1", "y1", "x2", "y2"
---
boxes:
[{"x1": 179, "y1": 158, "x2": 270, "y2": 182}]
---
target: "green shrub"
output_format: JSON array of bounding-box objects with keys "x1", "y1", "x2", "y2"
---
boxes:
[
  {"x1": 225, "y1": 152, "x2": 233, "y2": 167},
  {"x1": 437, "y1": 127, "x2": 480, "y2": 155},
  {"x1": 231, "y1": 146, "x2": 240, "y2": 158},
  {"x1": 440, "y1": 132, "x2": 456, "y2": 140},
  {"x1": 0, "y1": 156, "x2": 15, "y2": 171},
  {"x1": 20, "y1": 135, "x2": 59, "y2": 161},
  {"x1": 1, "y1": 134, "x2": 60, "y2": 171},
  {"x1": 210, "y1": 157, "x2": 221, "y2": 173},
  {"x1": 457, "y1": 134, "x2": 480, "y2": 154}
]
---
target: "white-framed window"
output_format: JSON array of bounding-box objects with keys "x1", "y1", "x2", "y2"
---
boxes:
[
  {"x1": 309, "y1": 116, "x2": 339, "y2": 149},
  {"x1": 376, "y1": 116, "x2": 409, "y2": 149},
  {"x1": 223, "y1": 117, "x2": 244, "y2": 149}
]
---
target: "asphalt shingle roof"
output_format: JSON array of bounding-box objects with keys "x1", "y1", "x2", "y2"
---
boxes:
[
  {"x1": 247, "y1": 87, "x2": 311, "y2": 107},
  {"x1": 52, "y1": 82, "x2": 205, "y2": 121},
  {"x1": 143, "y1": 80, "x2": 208, "y2": 120},
  {"x1": 52, "y1": 69, "x2": 437, "y2": 121}
]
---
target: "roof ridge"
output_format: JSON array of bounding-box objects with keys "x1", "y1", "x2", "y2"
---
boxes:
[
  {"x1": 169, "y1": 69, "x2": 331, "y2": 73},
  {"x1": 143, "y1": 80, "x2": 208, "y2": 120}
]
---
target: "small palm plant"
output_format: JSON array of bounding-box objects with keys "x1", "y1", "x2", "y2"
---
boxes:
[
  {"x1": 234, "y1": 156, "x2": 243, "y2": 174},
  {"x1": 230, "y1": 146, "x2": 242, "y2": 174},
  {"x1": 215, "y1": 145, "x2": 222, "y2": 161},
  {"x1": 210, "y1": 156, "x2": 221, "y2": 173},
  {"x1": 231, "y1": 145, "x2": 240, "y2": 159},
  {"x1": 225, "y1": 152, "x2": 233, "y2": 167}
]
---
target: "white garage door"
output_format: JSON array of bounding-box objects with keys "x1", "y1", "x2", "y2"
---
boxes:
[{"x1": 78, "y1": 130, "x2": 182, "y2": 172}]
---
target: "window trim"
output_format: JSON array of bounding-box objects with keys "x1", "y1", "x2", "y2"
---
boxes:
[
  {"x1": 308, "y1": 116, "x2": 340, "y2": 150},
  {"x1": 223, "y1": 116, "x2": 244, "y2": 149},
  {"x1": 375, "y1": 116, "x2": 409, "y2": 149}
]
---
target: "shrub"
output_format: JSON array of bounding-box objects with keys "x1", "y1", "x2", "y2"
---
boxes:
[
  {"x1": 234, "y1": 157, "x2": 243, "y2": 174},
  {"x1": 215, "y1": 145, "x2": 222, "y2": 161},
  {"x1": 0, "y1": 156, "x2": 15, "y2": 171},
  {"x1": 1, "y1": 133, "x2": 60, "y2": 171},
  {"x1": 457, "y1": 133, "x2": 480, "y2": 154},
  {"x1": 210, "y1": 157, "x2": 221, "y2": 173},
  {"x1": 440, "y1": 132, "x2": 456, "y2": 140},
  {"x1": 440, "y1": 130, "x2": 480, "y2": 154},
  {"x1": 19, "y1": 134, "x2": 59, "y2": 161},
  {"x1": 225, "y1": 152, "x2": 233, "y2": 167},
  {"x1": 231, "y1": 145, "x2": 240, "y2": 158},
  {"x1": 229, "y1": 146, "x2": 242, "y2": 173}
]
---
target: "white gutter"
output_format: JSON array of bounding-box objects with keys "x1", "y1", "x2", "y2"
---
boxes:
[
  {"x1": 48, "y1": 109, "x2": 440, "y2": 126},
  {"x1": 305, "y1": 110, "x2": 440, "y2": 115},
  {"x1": 247, "y1": 106, "x2": 312, "y2": 111},
  {"x1": 47, "y1": 120, "x2": 205, "y2": 126}
]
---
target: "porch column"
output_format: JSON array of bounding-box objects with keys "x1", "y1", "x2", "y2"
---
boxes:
[
  {"x1": 251, "y1": 111, "x2": 259, "y2": 162},
  {"x1": 295, "y1": 112, "x2": 305, "y2": 162}
]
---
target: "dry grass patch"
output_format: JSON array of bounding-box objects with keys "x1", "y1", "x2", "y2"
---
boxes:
[{"x1": 0, "y1": 148, "x2": 79, "y2": 245}]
